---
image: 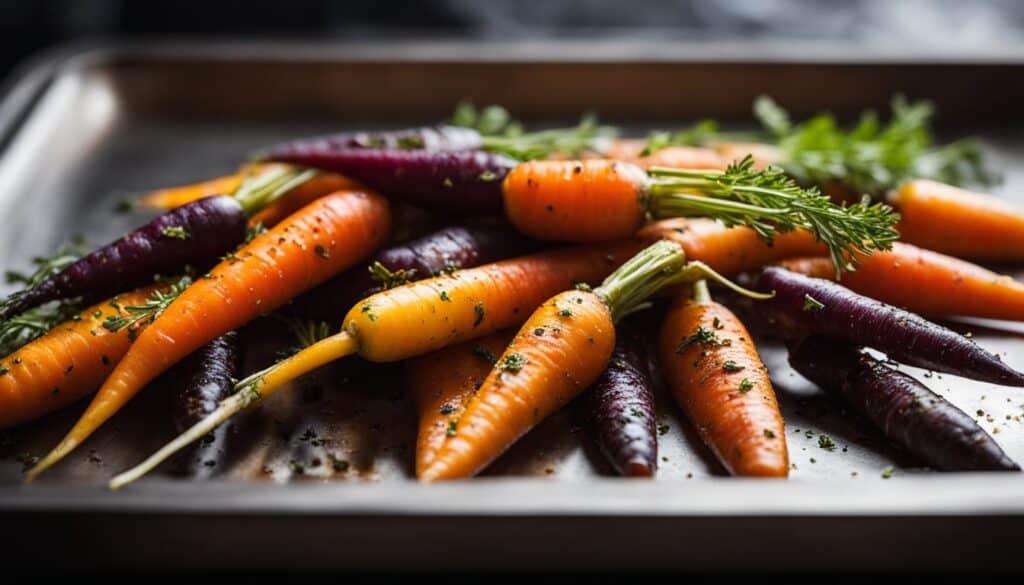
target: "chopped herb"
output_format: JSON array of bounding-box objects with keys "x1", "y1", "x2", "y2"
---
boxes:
[
  {"x1": 102, "y1": 276, "x2": 192, "y2": 332},
  {"x1": 738, "y1": 378, "x2": 755, "y2": 393},
  {"x1": 478, "y1": 171, "x2": 498, "y2": 182},
  {"x1": 881, "y1": 466, "x2": 894, "y2": 479},
  {"x1": 818, "y1": 435, "x2": 836, "y2": 450},
  {"x1": 473, "y1": 302, "x2": 485, "y2": 327},
  {"x1": 244, "y1": 222, "x2": 267, "y2": 244},
  {"x1": 533, "y1": 327, "x2": 545, "y2": 337},
  {"x1": 574, "y1": 282, "x2": 593, "y2": 292},
  {"x1": 160, "y1": 226, "x2": 190, "y2": 240},
  {"x1": 361, "y1": 303, "x2": 377, "y2": 322},
  {"x1": 763, "y1": 429, "x2": 776, "y2": 439},
  {"x1": 803, "y1": 294, "x2": 825, "y2": 313},
  {"x1": 327, "y1": 454, "x2": 350, "y2": 472},
  {"x1": 658, "y1": 423, "x2": 670, "y2": 436},
  {"x1": 446, "y1": 421, "x2": 458, "y2": 437},
  {"x1": 440, "y1": 403, "x2": 455, "y2": 415},
  {"x1": 676, "y1": 326, "x2": 727, "y2": 353},
  {"x1": 501, "y1": 352, "x2": 527, "y2": 373},
  {"x1": 314, "y1": 245, "x2": 331, "y2": 259},
  {"x1": 712, "y1": 317, "x2": 723, "y2": 329},
  {"x1": 439, "y1": 290, "x2": 451, "y2": 302},
  {"x1": 723, "y1": 360, "x2": 745, "y2": 373},
  {"x1": 288, "y1": 459, "x2": 305, "y2": 475}
]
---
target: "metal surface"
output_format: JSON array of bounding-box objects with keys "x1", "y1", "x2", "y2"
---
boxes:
[{"x1": 2, "y1": 40, "x2": 1024, "y2": 570}]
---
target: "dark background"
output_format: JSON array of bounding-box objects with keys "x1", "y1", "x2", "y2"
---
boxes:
[{"x1": 4, "y1": 0, "x2": 1024, "y2": 83}]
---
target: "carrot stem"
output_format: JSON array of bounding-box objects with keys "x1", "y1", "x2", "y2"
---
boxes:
[
  {"x1": 232, "y1": 165, "x2": 318, "y2": 216},
  {"x1": 594, "y1": 240, "x2": 688, "y2": 322},
  {"x1": 109, "y1": 330, "x2": 359, "y2": 489},
  {"x1": 692, "y1": 279, "x2": 711, "y2": 304}
]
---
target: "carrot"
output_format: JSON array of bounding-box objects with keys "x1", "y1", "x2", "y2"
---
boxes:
[
  {"x1": 641, "y1": 218, "x2": 825, "y2": 276},
  {"x1": 406, "y1": 331, "x2": 514, "y2": 476},
  {"x1": 27, "y1": 189, "x2": 391, "y2": 479},
  {"x1": 0, "y1": 287, "x2": 154, "y2": 429},
  {"x1": 659, "y1": 280, "x2": 789, "y2": 477},
  {"x1": 420, "y1": 241, "x2": 770, "y2": 481},
  {"x1": 138, "y1": 163, "x2": 271, "y2": 209},
  {"x1": 712, "y1": 142, "x2": 781, "y2": 169},
  {"x1": 109, "y1": 239, "x2": 641, "y2": 488},
  {"x1": 776, "y1": 241, "x2": 1024, "y2": 320},
  {"x1": 891, "y1": 179, "x2": 1024, "y2": 262}
]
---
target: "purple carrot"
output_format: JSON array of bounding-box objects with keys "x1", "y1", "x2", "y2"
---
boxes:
[
  {"x1": 171, "y1": 332, "x2": 243, "y2": 478},
  {"x1": 291, "y1": 224, "x2": 537, "y2": 323},
  {"x1": 756, "y1": 267, "x2": 1024, "y2": 387},
  {"x1": 587, "y1": 325, "x2": 657, "y2": 477},
  {"x1": 0, "y1": 196, "x2": 247, "y2": 320},
  {"x1": 266, "y1": 148, "x2": 517, "y2": 214},
  {"x1": 262, "y1": 125, "x2": 485, "y2": 157},
  {"x1": 789, "y1": 336, "x2": 1019, "y2": 471}
]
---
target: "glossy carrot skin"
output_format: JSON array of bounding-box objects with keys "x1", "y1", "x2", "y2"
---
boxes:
[
  {"x1": 406, "y1": 331, "x2": 513, "y2": 476},
  {"x1": 171, "y1": 332, "x2": 242, "y2": 478},
  {"x1": 777, "y1": 242, "x2": 1024, "y2": 320},
  {"x1": 0, "y1": 288, "x2": 152, "y2": 429},
  {"x1": 587, "y1": 325, "x2": 658, "y2": 477},
  {"x1": 343, "y1": 240, "x2": 639, "y2": 363},
  {"x1": 0, "y1": 196, "x2": 247, "y2": 320},
  {"x1": 659, "y1": 297, "x2": 788, "y2": 477},
  {"x1": 790, "y1": 336, "x2": 1018, "y2": 471},
  {"x1": 421, "y1": 290, "x2": 616, "y2": 481},
  {"x1": 640, "y1": 218, "x2": 825, "y2": 276},
  {"x1": 503, "y1": 159, "x2": 649, "y2": 242},
  {"x1": 756, "y1": 267, "x2": 1024, "y2": 386},
  {"x1": 43, "y1": 190, "x2": 390, "y2": 463},
  {"x1": 892, "y1": 180, "x2": 1024, "y2": 262},
  {"x1": 293, "y1": 224, "x2": 537, "y2": 324}
]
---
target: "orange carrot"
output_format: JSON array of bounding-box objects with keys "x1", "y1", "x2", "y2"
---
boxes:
[
  {"x1": 0, "y1": 288, "x2": 154, "y2": 429},
  {"x1": 503, "y1": 159, "x2": 650, "y2": 242},
  {"x1": 28, "y1": 189, "x2": 391, "y2": 479},
  {"x1": 139, "y1": 163, "x2": 271, "y2": 209},
  {"x1": 777, "y1": 241, "x2": 1024, "y2": 320},
  {"x1": 406, "y1": 331, "x2": 513, "y2": 476},
  {"x1": 109, "y1": 239, "x2": 641, "y2": 488},
  {"x1": 420, "y1": 241, "x2": 769, "y2": 481},
  {"x1": 659, "y1": 281, "x2": 788, "y2": 477},
  {"x1": 892, "y1": 179, "x2": 1024, "y2": 262},
  {"x1": 635, "y1": 146, "x2": 728, "y2": 170},
  {"x1": 712, "y1": 142, "x2": 781, "y2": 169},
  {"x1": 641, "y1": 218, "x2": 826, "y2": 276}
]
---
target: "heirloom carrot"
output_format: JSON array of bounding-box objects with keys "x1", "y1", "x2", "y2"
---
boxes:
[
  {"x1": 109, "y1": 239, "x2": 640, "y2": 488},
  {"x1": 0, "y1": 287, "x2": 154, "y2": 429},
  {"x1": 659, "y1": 280, "x2": 789, "y2": 477},
  {"x1": 891, "y1": 180, "x2": 1024, "y2": 262},
  {"x1": 406, "y1": 331, "x2": 514, "y2": 476},
  {"x1": 421, "y1": 241, "x2": 771, "y2": 481},
  {"x1": 27, "y1": 189, "x2": 391, "y2": 479},
  {"x1": 139, "y1": 164, "x2": 267, "y2": 209},
  {"x1": 777, "y1": 242, "x2": 1024, "y2": 320}
]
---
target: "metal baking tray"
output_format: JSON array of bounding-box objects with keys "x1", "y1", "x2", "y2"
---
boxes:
[{"x1": 3, "y1": 40, "x2": 1024, "y2": 571}]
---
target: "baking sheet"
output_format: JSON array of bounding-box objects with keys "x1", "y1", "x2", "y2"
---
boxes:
[{"x1": 2, "y1": 41, "x2": 1024, "y2": 570}]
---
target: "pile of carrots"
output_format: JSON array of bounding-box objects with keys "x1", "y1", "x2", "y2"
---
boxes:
[{"x1": 3, "y1": 97, "x2": 1024, "y2": 488}]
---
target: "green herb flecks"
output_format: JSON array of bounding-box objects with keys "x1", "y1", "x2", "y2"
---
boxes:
[
  {"x1": 102, "y1": 276, "x2": 192, "y2": 332},
  {"x1": 160, "y1": 226, "x2": 190, "y2": 240}
]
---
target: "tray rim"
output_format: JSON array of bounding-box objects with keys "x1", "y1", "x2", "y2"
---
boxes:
[{"x1": 3, "y1": 39, "x2": 1024, "y2": 521}]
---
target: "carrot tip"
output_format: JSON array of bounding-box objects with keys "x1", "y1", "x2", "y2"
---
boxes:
[{"x1": 24, "y1": 437, "x2": 79, "y2": 482}]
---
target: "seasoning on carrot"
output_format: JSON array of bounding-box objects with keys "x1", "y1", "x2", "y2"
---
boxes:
[
  {"x1": 586, "y1": 323, "x2": 659, "y2": 477},
  {"x1": 27, "y1": 189, "x2": 391, "y2": 480},
  {"x1": 406, "y1": 331, "x2": 514, "y2": 476},
  {"x1": 776, "y1": 241, "x2": 1024, "y2": 320},
  {"x1": 755, "y1": 267, "x2": 1024, "y2": 386},
  {"x1": 0, "y1": 286, "x2": 155, "y2": 429},
  {"x1": 108, "y1": 239, "x2": 641, "y2": 488},
  {"x1": 659, "y1": 280, "x2": 788, "y2": 477},
  {"x1": 890, "y1": 179, "x2": 1024, "y2": 262},
  {"x1": 790, "y1": 336, "x2": 1019, "y2": 472},
  {"x1": 420, "y1": 241, "x2": 772, "y2": 481}
]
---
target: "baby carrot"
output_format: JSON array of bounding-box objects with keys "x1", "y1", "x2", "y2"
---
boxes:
[
  {"x1": 892, "y1": 180, "x2": 1024, "y2": 262},
  {"x1": 776, "y1": 242, "x2": 1024, "y2": 320},
  {"x1": 28, "y1": 189, "x2": 391, "y2": 479},
  {"x1": 659, "y1": 280, "x2": 789, "y2": 477},
  {"x1": 138, "y1": 167, "x2": 259, "y2": 209},
  {"x1": 0, "y1": 287, "x2": 154, "y2": 429},
  {"x1": 406, "y1": 331, "x2": 514, "y2": 476},
  {"x1": 421, "y1": 242, "x2": 770, "y2": 481},
  {"x1": 247, "y1": 173, "x2": 362, "y2": 228},
  {"x1": 109, "y1": 239, "x2": 639, "y2": 488}
]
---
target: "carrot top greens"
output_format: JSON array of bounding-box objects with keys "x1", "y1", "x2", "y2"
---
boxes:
[{"x1": 647, "y1": 157, "x2": 900, "y2": 275}]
